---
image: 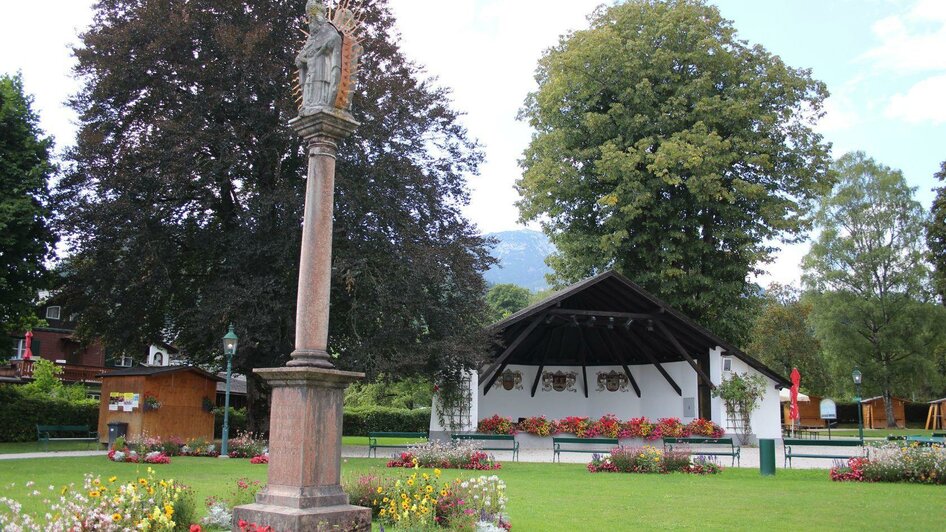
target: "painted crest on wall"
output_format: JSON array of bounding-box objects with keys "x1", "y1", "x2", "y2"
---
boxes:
[
  {"x1": 491, "y1": 369, "x2": 523, "y2": 391},
  {"x1": 596, "y1": 370, "x2": 629, "y2": 392},
  {"x1": 541, "y1": 371, "x2": 577, "y2": 392}
]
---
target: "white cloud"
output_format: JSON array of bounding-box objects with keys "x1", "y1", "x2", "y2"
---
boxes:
[
  {"x1": 885, "y1": 73, "x2": 946, "y2": 124},
  {"x1": 817, "y1": 93, "x2": 860, "y2": 133},
  {"x1": 862, "y1": 0, "x2": 946, "y2": 73}
]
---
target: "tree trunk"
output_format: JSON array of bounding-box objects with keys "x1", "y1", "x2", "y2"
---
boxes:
[
  {"x1": 246, "y1": 372, "x2": 271, "y2": 437},
  {"x1": 883, "y1": 388, "x2": 897, "y2": 429}
]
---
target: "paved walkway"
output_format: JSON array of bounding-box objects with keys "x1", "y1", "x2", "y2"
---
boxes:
[{"x1": 2, "y1": 445, "x2": 864, "y2": 470}]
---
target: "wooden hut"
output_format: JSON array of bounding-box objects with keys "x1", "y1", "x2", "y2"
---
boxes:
[
  {"x1": 781, "y1": 394, "x2": 826, "y2": 428},
  {"x1": 861, "y1": 396, "x2": 906, "y2": 429},
  {"x1": 97, "y1": 366, "x2": 223, "y2": 445}
]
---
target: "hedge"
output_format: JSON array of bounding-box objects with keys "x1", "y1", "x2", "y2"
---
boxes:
[
  {"x1": 342, "y1": 406, "x2": 431, "y2": 436},
  {"x1": 0, "y1": 385, "x2": 99, "y2": 442},
  {"x1": 213, "y1": 407, "x2": 249, "y2": 435}
]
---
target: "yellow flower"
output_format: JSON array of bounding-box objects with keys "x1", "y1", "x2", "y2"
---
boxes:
[
  {"x1": 108, "y1": 476, "x2": 117, "y2": 483},
  {"x1": 425, "y1": 485, "x2": 433, "y2": 493},
  {"x1": 89, "y1": 490, "x2": 101, "y2": 498},
  {"x1": 401, "y1": 493, "x2": 408, "y2": 500},
  {"x1": 138, "y1": 478, "x2": 148, "y2": 486},
  {"x1": 111, "y1": 513, "x2": 121, "y2": 522},
  {"x1": 440, "y1": 489, "x2": 447, "y2": 497},
  {"x1": 406, "y1": 478, "x2": 414, "y2": 486},
  {"x1": 376, "y1": 486, "x2": 383, "y2": 494},
  {"x1": 164, "y1": 503, "x2": 174, "y2": 516},
  {"x1": 433, "y1": 468, "x2": 442, "y2": 477},
  {"x1": 379, "y1": 509, "x2": 386, "y2": 516},
  {"x1": 401, "y1": 501, "x2": 409, "y2": 510}
]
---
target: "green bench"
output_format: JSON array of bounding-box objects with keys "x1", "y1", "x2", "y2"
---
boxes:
[
  {"x1": 552, "y1": 436, "x2": 619, "y2": 463},
  {"x1": 451, "y1": 433, "x2": 519, "y2": 461},
  {"x1": 662, "y1": 437, "x2": 741, "y2": 467},
  {"x1": 36, "y1": 424, "x2": 98, "y2": 450},
  {"x1": 783, "y1": 438, "x2": 866, "y2": 468},
  {"x1": 367, "y1": 431, "x2": 428, "y2": 458}
]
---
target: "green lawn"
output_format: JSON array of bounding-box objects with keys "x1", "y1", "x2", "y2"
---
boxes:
[{"x1": 0, "y1": 456, "x2": 943, "y2": 530}]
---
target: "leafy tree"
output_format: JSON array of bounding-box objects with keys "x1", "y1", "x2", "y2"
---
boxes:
[
  {"x1": 485, "y1": 283, "x2": 531, "y2": 322},
  {"x1": 746, "y1": 284, "x2": 832, "y2": 396},
  {"x1": 55, "y1": 0, "x2": 492, "y2": 429},
  {"x1": 516, "y1": 0, "x2": 832, "y2": 343},
  {"x1": 0, "y1": 74, "x2": 57, "y2": 345},
  {"x1": 21, "y1": 358, "x2": 89, "y2": 401},
  {"x1": 928, "y1": 160, "x2": 946, "y2": 303},
  {"x1": 344, "y1": 374, "x2": 432, "y2": 410},
  {"x1": 803, "y1": 152, "x2": 946, "y2": 425}
]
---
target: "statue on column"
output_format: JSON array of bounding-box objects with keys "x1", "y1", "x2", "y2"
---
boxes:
[
  {"x1": 295, "y1": 0, "x2": 363, "y2": 115},
  {"x1": 296, "y1": 1, "x2": 342, "y2": 112}
]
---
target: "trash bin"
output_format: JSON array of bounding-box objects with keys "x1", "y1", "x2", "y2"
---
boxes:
[
  {"x1": 759, "y1": 438, "x2": 776, "y2": 476},
  {"x1": 107, "y1": 422, "x2": 128, "y2": 448}
]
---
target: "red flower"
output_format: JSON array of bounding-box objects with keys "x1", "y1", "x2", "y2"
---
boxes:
[{"x1": 190, "y1": 525, "x2": 202, "y2": 532}]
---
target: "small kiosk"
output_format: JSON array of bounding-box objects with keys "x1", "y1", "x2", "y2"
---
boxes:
[
  {"x1": 98, "y1": 366, "x2": 222, "y2": 446},
  {"x1": 861, "y1": 395, "x2": 907, "y2": 429}
]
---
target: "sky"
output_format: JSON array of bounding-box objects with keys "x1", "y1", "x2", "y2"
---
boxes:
[{"x1": 2, "y1": 0, "x2": 944, "y2": 288}]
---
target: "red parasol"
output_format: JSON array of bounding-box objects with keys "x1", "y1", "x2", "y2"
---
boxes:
[
  {"x1": 789, "y1": 367, "x2": 801, "y2": 424},
  {"x1": 23, "y1": 330, "x2": 33, "y2": 360}
]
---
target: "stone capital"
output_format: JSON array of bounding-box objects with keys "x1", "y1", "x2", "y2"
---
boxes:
[
  {"x1": 289, "y1": 109, "x2": 360, "y2": 142},
  {"x1": 255, "y1": 366, "x2": 365, "y2": 388}
]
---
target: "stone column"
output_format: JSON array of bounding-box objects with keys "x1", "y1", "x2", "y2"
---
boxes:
[{"x1": 232, "y1": 109, "x2": 371, "y2": 531}]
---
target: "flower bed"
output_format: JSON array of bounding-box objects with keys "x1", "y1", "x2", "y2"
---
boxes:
[
  {"x1": 478, "y1": 414, "x2": 724, "y2": 440},
  {"x1": 344, "y1": 469, "x2": 510, "y2": 530},
  {"x1": 0, "y1": 469, "x2": 197, "y2": 530},
  {"x1": 107, "y1": 448, "x2": 172, "y2": 464},
  {"x1": 830, "y1": 443, "x2": 946, "y2": 484},
  {"x1": 387, "y1": 441, "x2": 501, "y2": 470},
  {"x1": 202, "y1": 478, "x2": 263, "y2": 529},
  {"x1": 587, "y1": 446, "x2": 723, "y2": 475}
]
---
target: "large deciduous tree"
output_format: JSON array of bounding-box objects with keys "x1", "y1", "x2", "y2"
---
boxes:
[
  {"x1": 0, "y1": 73, "x2": 57, "y2": 344},
  {"x1": 55, "y1": 0, "x2": 492, "y2": 428},
  {"x1": 928, "y1": 160, "x2": 946, "y2": 303},
  {"x1": 516, "y1": 0, "x2": 832, "y2": 342},
  {"x1": 803, "y1": 152, "x2": 946, "y2": 425},
  {"x1": 485, "y1": 283, "x2": 531, "y2": 323},
  {"x1": 745, "y1": 285, "x2": 832, "y2": 396}
]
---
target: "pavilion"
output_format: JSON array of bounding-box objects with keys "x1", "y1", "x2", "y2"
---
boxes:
[{"x1": 431, "y1": 271, "x2": 789, "y2": 443}]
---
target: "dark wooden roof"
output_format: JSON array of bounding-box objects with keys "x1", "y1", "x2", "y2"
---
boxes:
[
  {"x1": 99, "y1": 365, "x2": 224, "y2": 382},
  {"x1": 482, "y1": 270, "x2": 789, "y2": 389}
]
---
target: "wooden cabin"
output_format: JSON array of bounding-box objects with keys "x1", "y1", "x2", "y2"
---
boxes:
[
  {"x1": 781, "y1": 394, "x2": 826, "y2": 428},
  {"x1": 861, "y1": 395, "x2": 907, "y2": 429},
  {"x1": 98, "y1": 366, "x2": 223, "y2": 445}
]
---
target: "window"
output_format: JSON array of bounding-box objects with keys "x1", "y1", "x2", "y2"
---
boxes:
[
  {"x1": 46, "y1": 306, "x2": 61, "y2": 320},
  {"x1": 115, "y1": 355, "x2": 133, "y2": 367},
  {"x1": 11, "y1": 339, "x2": 25, "y2": 360},
  {"x1": 722, "y1": 357, "x2": 733, "y2": 372}
]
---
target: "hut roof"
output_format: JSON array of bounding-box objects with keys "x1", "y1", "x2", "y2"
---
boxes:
[
  {"x1": 483, "y1": 270, "x2": 789, "y2": 390},
  {"x1": 99, "y1": 365, "x2": 224, "y2": 382}
]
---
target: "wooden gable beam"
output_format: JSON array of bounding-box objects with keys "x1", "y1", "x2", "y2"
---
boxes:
[
  {"x1": 479, "y1": 311, "x2": 548, "y2": 385},
  {"x1": 549, "y1": 308, "x2": 658, "y2": 320},
  {"x1": 483, "y1": 326, "x2": 555, "y2": 396},
  {"x1": 592, "y1": 328, "x2": 642, "y2": 398},
  {"x1": 654, "y1": 320, "x2": 714, "y2": 389},
  {"x1": 616, "y1": 328, "x2": 682, "y2": 396}
]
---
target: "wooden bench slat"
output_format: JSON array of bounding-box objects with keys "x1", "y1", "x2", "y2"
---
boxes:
[
  {"x1": 366, "y1": 431, "x2": 428, "y2": 458},
  {"x1": 782, "y1": 438, "x2": 866, "y2": 468},
  {"x1": 552, "y1": 436, "x2": 619, "y2": 462},
  {"x1": 662, "y1": 437, "x2": 740, "y2": 467}
]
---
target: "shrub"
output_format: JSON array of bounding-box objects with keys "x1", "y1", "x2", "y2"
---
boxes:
[
  {"x1": 588, "y1": 414, "x2": 622, "y2": 438},
  {"x1": 830, "y1": 443, "x2": 946, "y2": 485},
  {"x1": 342, "y1": 406, "x2": 431, "y2": 436},
  {"x1": 0, "y1": 470, "x2": 194, "y2": 530},
  {"x1": 477, "y1": 415, "x2": 517, "y2": 435},
  {"x1": 588, "y1": 446, "x2": 723, "y2": 475},
  {"x1": 0, "y1": 385, "x2": 98, "y2": 442},
  {"x1": 517, "y1": 415, "x2": 553, "y2": 436},
  {"x1": 554, "y1": 416, "x2": 592, "y2": 437},
  {"x1": 387, "y1": 440, "x2": 501, "y2": 470},
  {"x1": 214, "y1": 407, "x2": 248, "y2": 436},
  {"x1": 342, "y1": 470, "x2": 511, "y2": 530},
  {"x1": 227, "y1": 431, "x2": 266, "y2": 458},
  {"x1": 684, "y1": 418, "x2": 725, "y2": 438}
]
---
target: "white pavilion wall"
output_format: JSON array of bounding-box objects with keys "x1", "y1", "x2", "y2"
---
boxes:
[
  {"x1": 711, "y1": 349, "x2": 782, "y2": 440},
  {"x1": 477, "y1": 362, "x2": 699, "y2": 422}
]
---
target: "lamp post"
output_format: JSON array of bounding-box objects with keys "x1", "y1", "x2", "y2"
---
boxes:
[
  {"x1": 220, "y1": 323, "x2": 238, "y2": 458},
  {"x1": 852, "y1": 367, "x2": 863, "y2": 443}
]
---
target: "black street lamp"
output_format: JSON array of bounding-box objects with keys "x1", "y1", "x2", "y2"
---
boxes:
[
  {"x1": 852, "y1": 367, "x2": 863, "y2": 443},
  {"x1": 220, "y1": 324, "x2": 238, "y2": 458}
]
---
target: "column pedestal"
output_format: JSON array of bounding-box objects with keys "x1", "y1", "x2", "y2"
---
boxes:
[{"x1": 232, "y1": 367, "x2": 371, "y2": 531}]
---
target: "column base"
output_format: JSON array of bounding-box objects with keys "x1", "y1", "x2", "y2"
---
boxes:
[
  {"x1": 232, "y1": 502, "x2": 371, "y2": 532},
  {"x1": 286, "y1": 348, "x2": 334, "y2": 368}
]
